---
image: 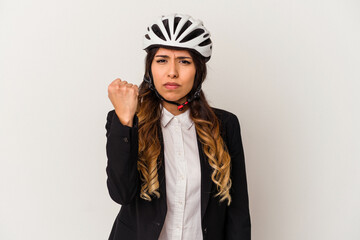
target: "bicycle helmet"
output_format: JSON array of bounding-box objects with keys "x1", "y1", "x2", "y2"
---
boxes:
[
  {"x1": 142, "y1": 14, "x2": 212, "y2": 111},
  {"x1": 143, "y1": 13, "x2": 212, "y2": 61}
]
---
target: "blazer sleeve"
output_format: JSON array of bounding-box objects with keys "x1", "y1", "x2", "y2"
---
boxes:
[
  {"x1": 225, "y1": 113, "x2": 251, "y2": 240},
  {"x1": 105, "y1": 110, "x2": 139, "y2": 205}
]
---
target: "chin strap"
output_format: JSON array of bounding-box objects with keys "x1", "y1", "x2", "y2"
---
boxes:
[{"x1": 143, "y1": 74, "x2": 201, "y2": 111}]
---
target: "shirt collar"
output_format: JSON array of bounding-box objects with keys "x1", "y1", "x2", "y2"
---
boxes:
[{"x1": 160, "y1": 105, "x2": 194, "y2": 130}]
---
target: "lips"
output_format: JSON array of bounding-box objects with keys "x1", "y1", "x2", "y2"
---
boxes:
[
  {"x1": 164, "y1": 82, "x2": 180, "y2": 86},
  {"x1": 164, "y1": 82, "x2": 180, "y2": 89}
]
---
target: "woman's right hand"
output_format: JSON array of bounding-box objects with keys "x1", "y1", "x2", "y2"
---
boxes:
[{"x1": 108, "y1": 78, "x2": 139, "y2": 127}]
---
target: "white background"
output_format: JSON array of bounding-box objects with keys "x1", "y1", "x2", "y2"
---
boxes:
[{"x1": 1, "y1": 0, "x2": 359, "y2": 239}]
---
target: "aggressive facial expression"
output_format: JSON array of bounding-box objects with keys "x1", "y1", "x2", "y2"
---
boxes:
[{"x1": 151, "y1": 48, "x2": 196, "y2": 104}]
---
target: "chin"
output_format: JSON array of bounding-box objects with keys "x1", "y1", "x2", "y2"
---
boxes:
[
  {"x1": 161, "y1": 93, "x2": 184, "y2": 102},
  {"x1": 164, "y1": 96, "x2": 182, "y2": 102}
]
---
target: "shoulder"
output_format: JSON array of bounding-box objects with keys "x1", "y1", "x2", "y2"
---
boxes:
[
  {"x1": 210, "y1": 107, "x2": 239, "y2": 125},
  {"x1": 210, "y1": 108, "x2": 244, "y2": 154},
  {"x1": 210, "y1": 107, "x2": 242, "y2": 142}
]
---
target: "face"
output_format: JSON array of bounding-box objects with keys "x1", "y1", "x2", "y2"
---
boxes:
[{"x1": 151, "y1": 48, "x2": 196, "y2": 104}]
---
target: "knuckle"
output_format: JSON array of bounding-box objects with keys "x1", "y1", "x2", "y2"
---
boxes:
[
  {"x1": 112, "y1": 78, "x2": 120, "y2": 84},
  {"x1": 108, "y1": 85, "x2": 115, "y2": 92}
]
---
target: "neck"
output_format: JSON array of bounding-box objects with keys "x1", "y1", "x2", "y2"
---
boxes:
[{"x1": 161, "y1": 97, "x2": 189, "y2": 116}]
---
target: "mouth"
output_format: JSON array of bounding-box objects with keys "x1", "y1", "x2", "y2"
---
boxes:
[{"x1": 164, "y1": 82, "x2": 180, "y2": 90}]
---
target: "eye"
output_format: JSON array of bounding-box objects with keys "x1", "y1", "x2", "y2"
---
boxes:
[
  {"x1": 180, "y1": 60, "x2": 191, "y2": 65},
  {"x1": 156, "y1": 59, "x2": 167, "y2": 63}
]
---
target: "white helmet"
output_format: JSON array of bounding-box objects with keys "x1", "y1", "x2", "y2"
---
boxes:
[{"x1": 143, "y1": 14, "x2": 212, "y2": 61}]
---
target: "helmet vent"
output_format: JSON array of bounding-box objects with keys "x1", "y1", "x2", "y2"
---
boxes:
[
  {"x1": 174, "y1": 17, "x2": 181, "y2": 34},
  {"x1": 145, "y1": 34, "x2": 150, "y2": 40},
  {"x1": 199, "y1": 38, "x2": 212, "y2": 47},
  {"x1": 162, "y1": 19, "x2": 171, "y2": 40},
  {"x1": 175, "y1": 20, "x2": 192, "y2": 41},
  {"x1": 203, "y1": 33, "x2": 209, "y2": 38},
  {"x1": 151, "y1": 24, "x2": 166, "y2": 41},
  {"x1": 180, "y1": 29, "x2": 205, "y2": 43}
]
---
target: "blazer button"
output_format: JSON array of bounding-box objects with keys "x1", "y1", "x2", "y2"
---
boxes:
[
  {"x1": 203, "y1": 227, "x2": 207, "y2": 234},
  {"x1": 123, "y1": 137, "x2": 129, "y2": 143}
]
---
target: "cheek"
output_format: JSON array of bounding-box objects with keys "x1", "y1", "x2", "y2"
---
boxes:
[
  {"x1": 185, "y1": 69, "x2": 196, "y2": 88},
  {"x1": 153, "y1": 77, "x2": 161, "y2": 89},
  {"x1": 187, "y1": 79, "x2": 195, "y2": 91}
]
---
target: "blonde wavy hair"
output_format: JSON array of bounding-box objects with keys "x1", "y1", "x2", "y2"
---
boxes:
[{"x1": 136, "y1": 47, "x2": 232, "y2": 206}]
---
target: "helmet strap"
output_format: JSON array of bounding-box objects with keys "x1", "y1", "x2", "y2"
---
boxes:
[{"x1": 143, "y1": 72, "x2": 201, "y2": 111}]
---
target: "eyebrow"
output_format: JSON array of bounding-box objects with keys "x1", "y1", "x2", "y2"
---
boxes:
[{"x1": 155, "y1": 55, "x2": 192, "y2": 60}]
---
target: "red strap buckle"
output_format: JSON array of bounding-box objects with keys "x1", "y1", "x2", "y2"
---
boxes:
[{"x1": 177, "y1": 101, "x2": 189, "y2": 111}]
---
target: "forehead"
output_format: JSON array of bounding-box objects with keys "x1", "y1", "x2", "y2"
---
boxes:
[{"x1": 155, "y1": 48, "x2": 192, "y2": 57}]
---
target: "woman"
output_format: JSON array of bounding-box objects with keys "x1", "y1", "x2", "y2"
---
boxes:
[{"x1": 106, "y1": 14, "x2": 251, "y2": 240}]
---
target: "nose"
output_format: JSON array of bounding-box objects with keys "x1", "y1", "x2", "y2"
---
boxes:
[{"x1": 167, "y1": 60, "x2": 178, "y2": 79}]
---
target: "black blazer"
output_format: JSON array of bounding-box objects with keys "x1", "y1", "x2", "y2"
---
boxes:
[{"x1": 105, "y1": 107, "x2": 251, "y2": 240}]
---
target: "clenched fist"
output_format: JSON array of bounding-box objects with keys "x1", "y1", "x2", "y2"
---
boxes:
[{"x1": 108, "y1": 78, "x2": 139, "y2": 127}]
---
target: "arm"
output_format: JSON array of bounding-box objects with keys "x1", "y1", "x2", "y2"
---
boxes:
[
  {"x1": 105, "y1": 110, "x2": 139, "y2": 205},
  {"x1": 225, "y1": 113, "x2": 251, "y2": 239}
]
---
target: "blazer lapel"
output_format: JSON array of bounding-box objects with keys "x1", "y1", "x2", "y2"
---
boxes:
[{"x1": 196, "y1": 132, "x2": 213, "y2": 220}]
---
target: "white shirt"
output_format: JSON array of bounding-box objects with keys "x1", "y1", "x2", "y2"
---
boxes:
[{"x1": 158, "y1": 106, "x2": 203, "y2": 240}]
